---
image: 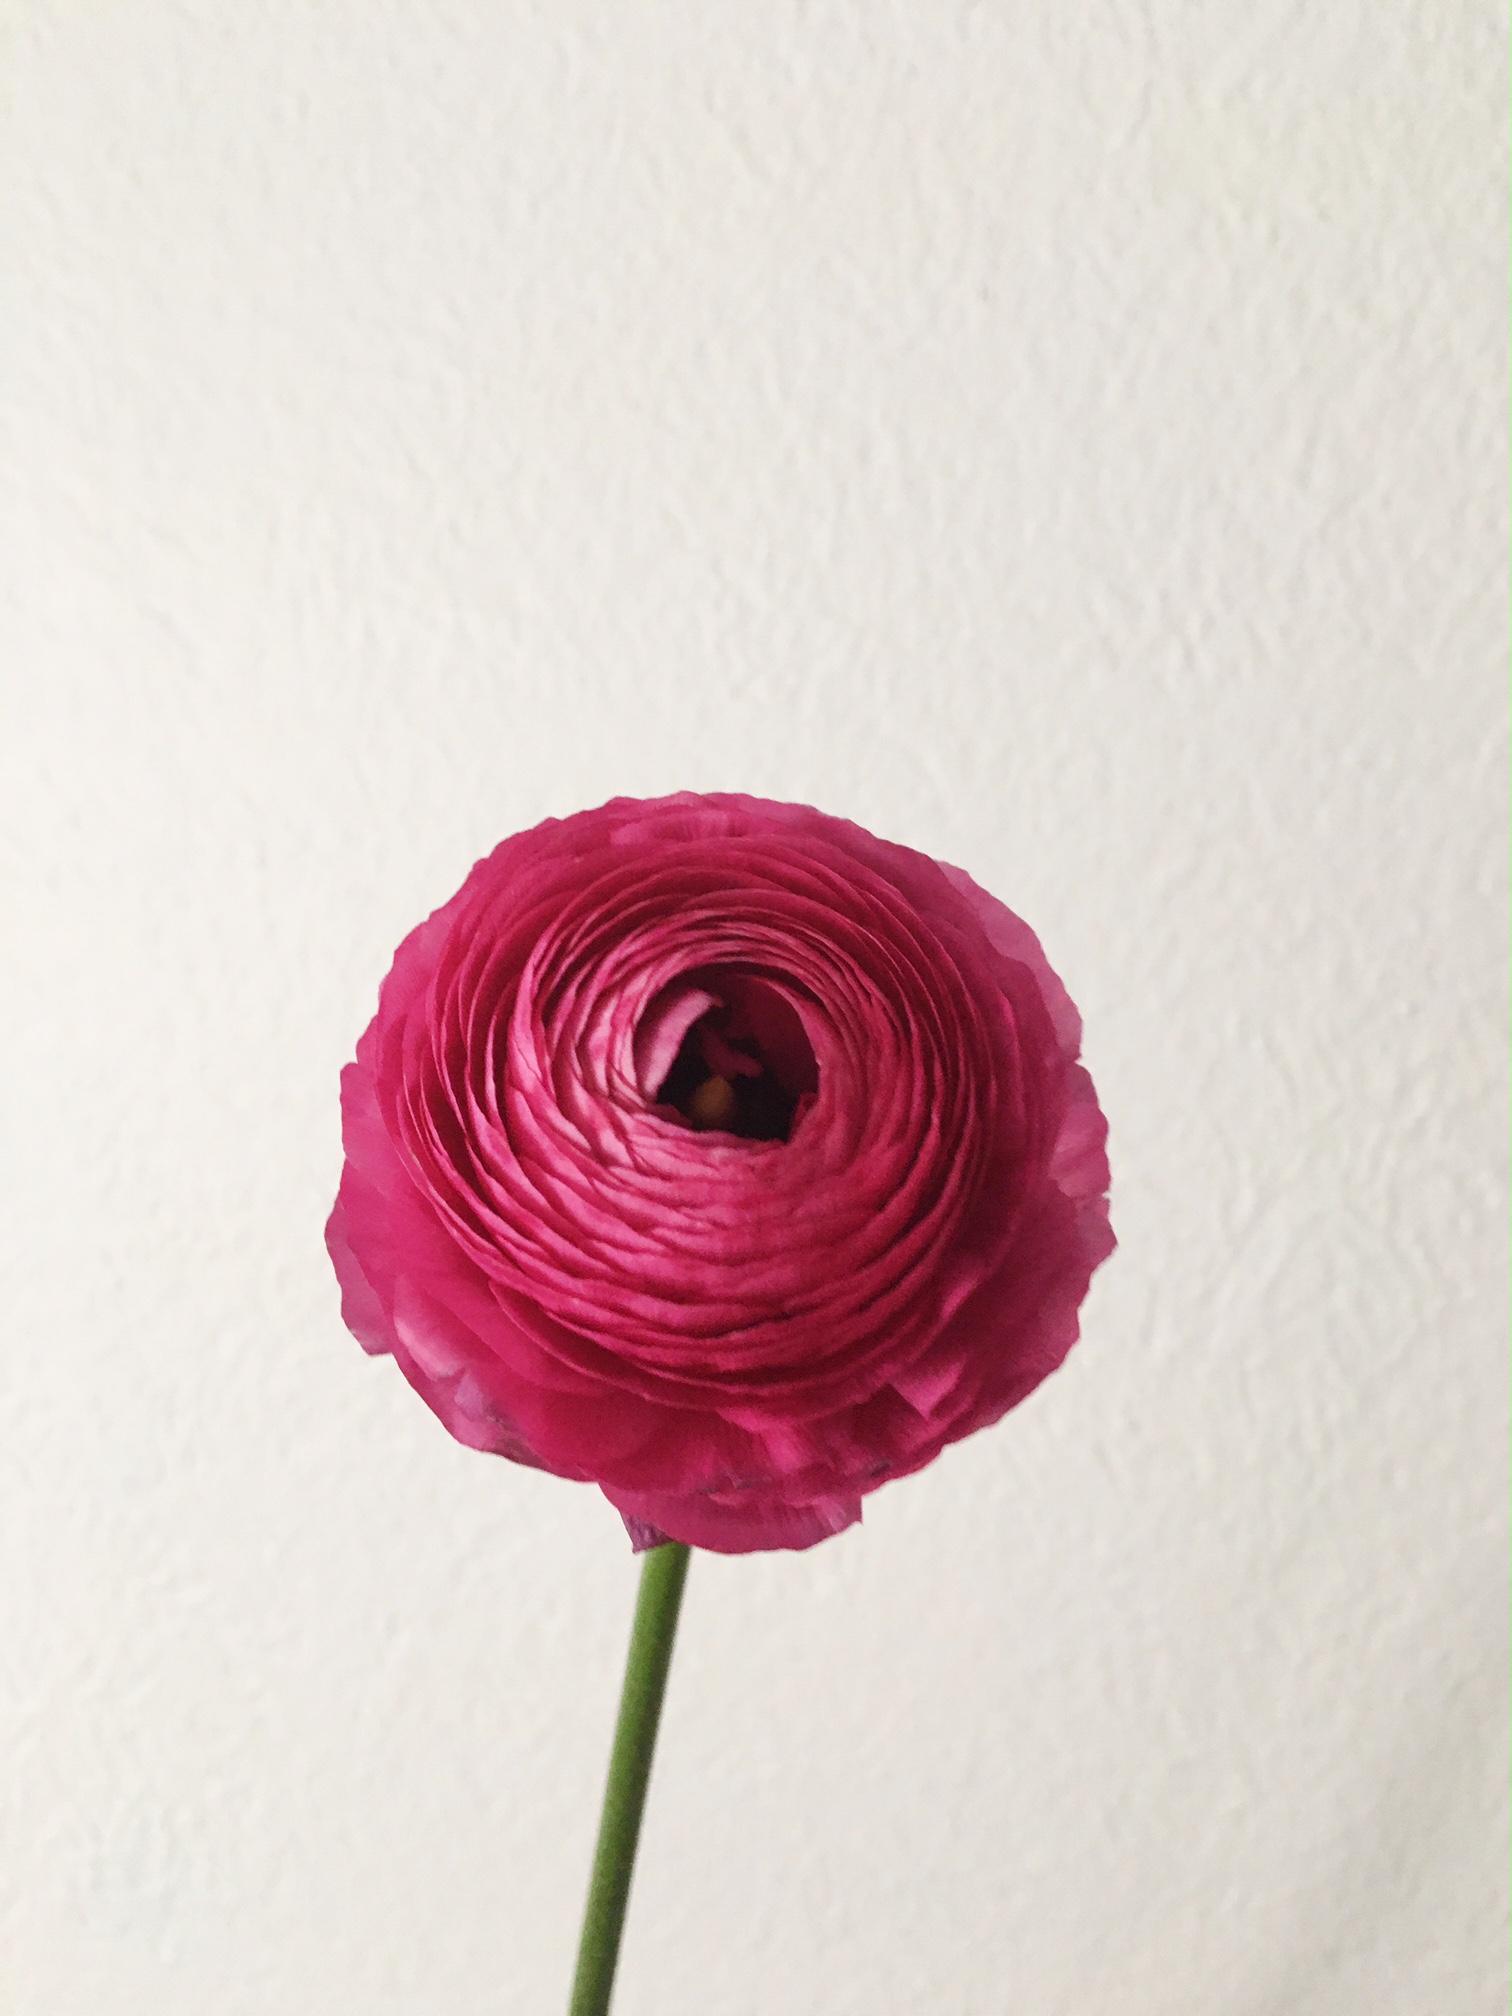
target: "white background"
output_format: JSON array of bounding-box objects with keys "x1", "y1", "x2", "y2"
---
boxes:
[{"x1": 4, "y1": 6, "x2": 1507, "y2": 2012}]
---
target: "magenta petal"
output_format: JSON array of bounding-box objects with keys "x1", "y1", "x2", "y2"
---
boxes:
[
  {"x1": 619, "y1": 1514, "x2": 673, "y2": 1553},
  {"x1": 603, "y1": 1482, "x2": 863, "y2": 1556},
  {"x1": 325, "y1": 1193, "x2": 393, "y2": 1358}
]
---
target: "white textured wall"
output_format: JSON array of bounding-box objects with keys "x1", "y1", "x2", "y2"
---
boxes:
[{"x1": 4, "y1": 6, "x2": 1507, "y2": 2012}]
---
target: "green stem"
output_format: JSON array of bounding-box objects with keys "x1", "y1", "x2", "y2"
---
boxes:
[{"x1": 568, "y1": 1541, "x2": 691, "y2": 2016}]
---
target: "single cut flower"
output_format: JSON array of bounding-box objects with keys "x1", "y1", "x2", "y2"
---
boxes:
[{"x1": 327, "y1": 793, "x2": 1113, "y2": 1553}]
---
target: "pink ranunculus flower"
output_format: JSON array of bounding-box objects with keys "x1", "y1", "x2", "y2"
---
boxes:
[{"x1": 326, "y1": 793, "x2": 1113, "y2": 1554}]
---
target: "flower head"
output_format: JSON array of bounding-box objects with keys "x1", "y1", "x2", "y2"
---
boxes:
[{"x1": 327, "y1": 793, "x2": 1113, "y2": 1552}]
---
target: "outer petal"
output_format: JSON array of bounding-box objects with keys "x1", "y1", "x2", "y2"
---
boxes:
[{"x1": 603, "y1": 1481, "x2": 863, "y2": 1555}]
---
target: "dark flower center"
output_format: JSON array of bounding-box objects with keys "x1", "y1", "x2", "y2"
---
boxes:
[{"x1": 653, "y1": 976, "x2": 818, "y2": 1143}]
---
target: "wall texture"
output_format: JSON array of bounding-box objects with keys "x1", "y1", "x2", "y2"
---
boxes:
[{"x1": 3, "y1": 5, "x2": 1507, "y2": 2012}]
